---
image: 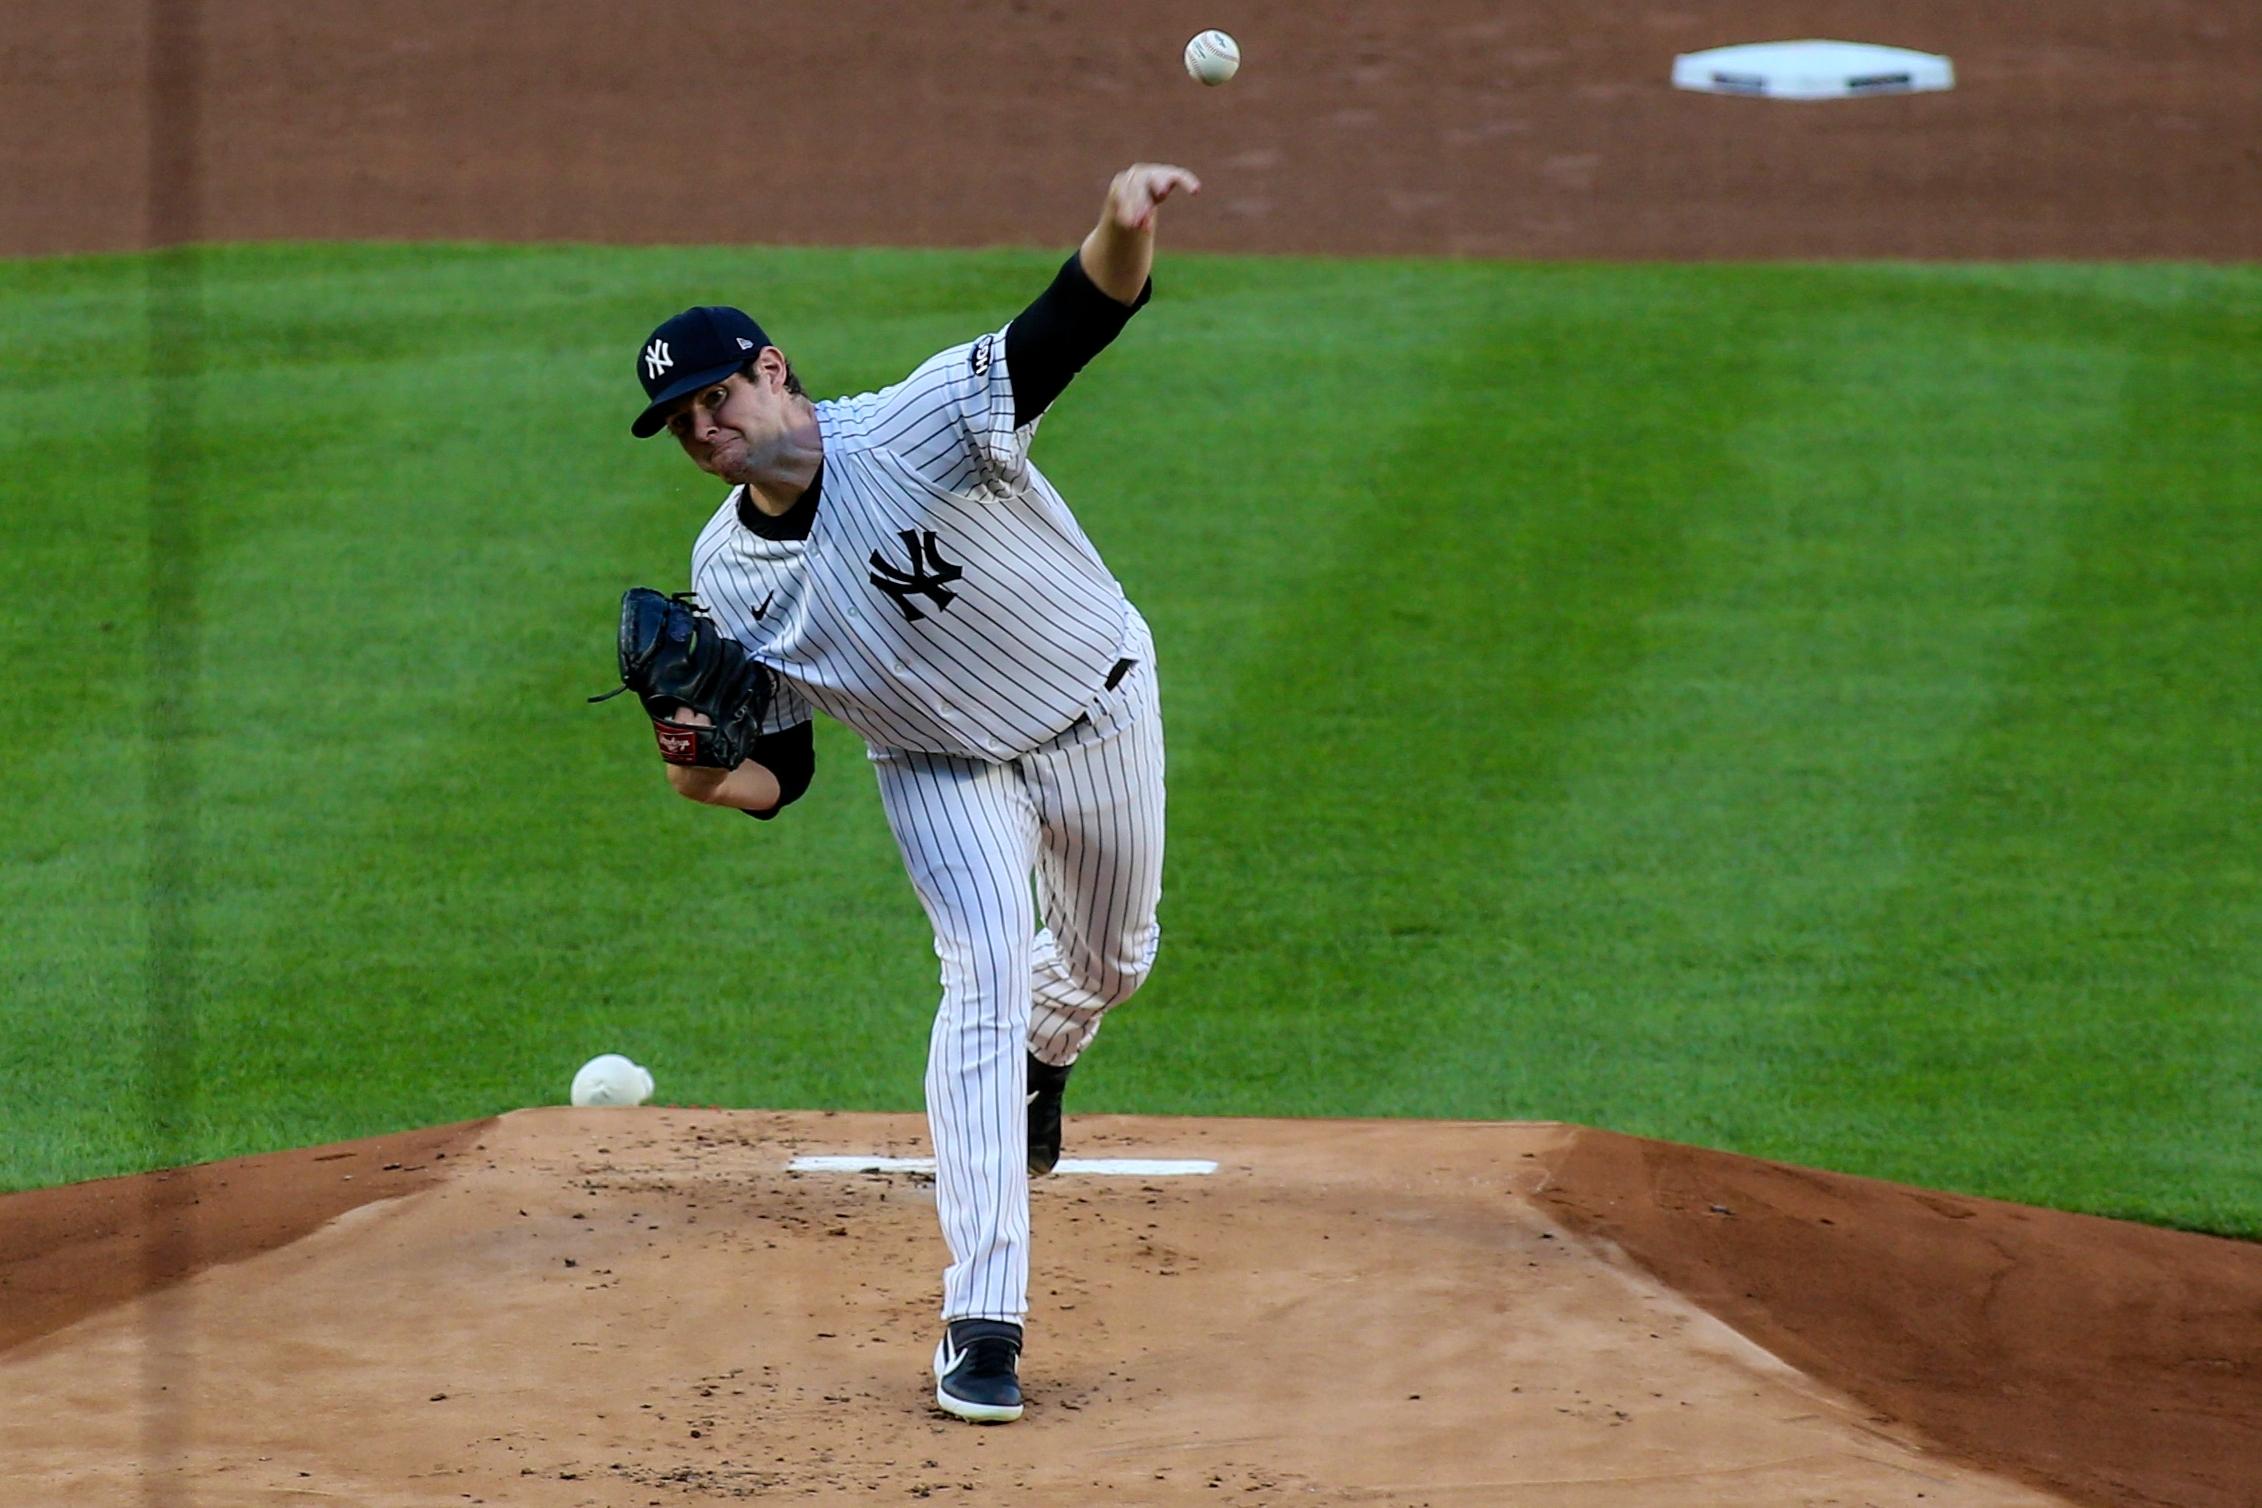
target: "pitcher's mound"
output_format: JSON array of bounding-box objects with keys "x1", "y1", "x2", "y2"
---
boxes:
[{"x1": 3, "y1": 1110, "x2": 2257, "y2": 1506}]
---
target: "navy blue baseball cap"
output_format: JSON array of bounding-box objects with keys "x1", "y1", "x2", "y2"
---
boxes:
[{"x1": 631, "y1": 305, "x2": 771, "y2": 438}]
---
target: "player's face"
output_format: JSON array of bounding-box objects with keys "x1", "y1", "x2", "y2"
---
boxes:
[{"x1": 665, "y1": 368, "x2": 789, "y2": 484}]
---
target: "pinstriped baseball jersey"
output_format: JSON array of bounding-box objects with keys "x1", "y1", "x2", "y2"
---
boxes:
[{"x1": 689, "y1": 327, "x2": 1131, "y2": 759}]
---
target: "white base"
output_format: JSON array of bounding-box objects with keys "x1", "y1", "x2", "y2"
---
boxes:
[
  {"x1": 791, "y1": 1154, "x2": 1217, "y2": 1177},
  {"x1": 1672, "y1": 39, "x2": 1954, "y2": 100}
]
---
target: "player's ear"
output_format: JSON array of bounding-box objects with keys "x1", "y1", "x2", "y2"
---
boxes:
[{"x1": 753, "y1": 345, "x2": 791, "y2": 389}]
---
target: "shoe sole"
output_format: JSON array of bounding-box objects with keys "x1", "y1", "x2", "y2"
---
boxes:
[{"x1": 932, "y1": 1339, "x2": 1023, "y2": 1423}]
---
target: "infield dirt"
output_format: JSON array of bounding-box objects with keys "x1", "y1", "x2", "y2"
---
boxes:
[
  {"x1": 7, "y1": 1109, "x2": 2259, "y2": 1506},
  {"x1": 6, "y1": 1, "x2": 2259, "y2": 1505}
]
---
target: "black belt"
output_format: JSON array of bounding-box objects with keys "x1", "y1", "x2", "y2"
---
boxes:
[{"x1": 1069, "y1": 659, "x2": 1139, "y2": 731}]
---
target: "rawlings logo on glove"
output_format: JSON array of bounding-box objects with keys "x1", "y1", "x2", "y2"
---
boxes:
[{"x1": 589, "y1": 588, "x2": 774, "y2": 769}]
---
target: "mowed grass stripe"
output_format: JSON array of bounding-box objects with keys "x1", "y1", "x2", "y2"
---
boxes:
[
  {"x1": 1399, "y1": 289, "x2": 2129, "y2": 1155},
  {"x1": 1799, "y1": 273, "x2": 2262, "y2": 1231},
  {"x1": 1115, "y1": 267, "x2": 1745, "y2": 1110},
  {"x1": 1139, "y1": 270, "x2": 2126, "y2": 1137}
]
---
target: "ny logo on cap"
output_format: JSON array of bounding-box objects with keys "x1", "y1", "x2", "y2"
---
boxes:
[{"x1": 643, "y1": 339, "x2": 673, "y2": 381}]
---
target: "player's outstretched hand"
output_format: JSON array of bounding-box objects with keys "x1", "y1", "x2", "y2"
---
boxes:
[{"x1": 1109, "y1": 164, "x2": 1201, "y2": 232}]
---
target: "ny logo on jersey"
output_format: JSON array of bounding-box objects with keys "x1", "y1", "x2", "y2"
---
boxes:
[
  {"x1": 868, "y1": 530, "x2": 964, "y2": 622},
  {"x1": 643, "y1": 339, "x2": 673, "y2": 380}
]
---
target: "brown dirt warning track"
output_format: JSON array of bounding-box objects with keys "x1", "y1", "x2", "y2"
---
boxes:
[
  {"x1": 4, "y1": 0, "x2": 2257, "y2": 259},
  {"x1": 7, "y1": 2, "x2": 2262, "y2": 1504}
]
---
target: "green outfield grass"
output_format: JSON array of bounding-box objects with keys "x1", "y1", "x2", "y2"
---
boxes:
[{"x1": 3, "y1": 246, "x2": 2256, "y2": 1235}]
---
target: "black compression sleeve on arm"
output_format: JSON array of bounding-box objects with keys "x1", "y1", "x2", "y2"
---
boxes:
[
  {"x1": 741, "y1": 721, "x2": 815, "y2": 821},
  {"x1": 1005, "y1": 253, "x2": 1152, "y2": 428}
]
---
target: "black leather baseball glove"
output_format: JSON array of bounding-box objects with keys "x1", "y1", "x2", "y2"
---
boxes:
[{"x1": 590, "y1": 588, "x2": 774, "y2": 768}]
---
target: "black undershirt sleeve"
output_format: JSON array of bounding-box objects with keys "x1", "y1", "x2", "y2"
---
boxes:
[
  {"x1": 1005, "y1": 253, "x2": 1152, "y2": 428},
  {"x1": 740, "y1": 720, "x2": 815, "y2": 820}
]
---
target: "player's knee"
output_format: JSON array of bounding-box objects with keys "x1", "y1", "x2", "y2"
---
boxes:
[
  {"x1": 1082, "y1": 926, "x2": 1160, "y2": 1007},
  {"x1": 1096, "y1": 969, "x2": 1147, "y2": 1008}
]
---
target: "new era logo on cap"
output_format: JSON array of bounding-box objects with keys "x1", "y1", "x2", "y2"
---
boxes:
[{"x1": 630, "y1": 305, "x2": 772, "y2": 438}]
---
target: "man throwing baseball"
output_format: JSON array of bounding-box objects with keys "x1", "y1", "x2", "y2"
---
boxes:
[{"x1": 614, "y1": 164, "x2": 1198, "y2": 1423}]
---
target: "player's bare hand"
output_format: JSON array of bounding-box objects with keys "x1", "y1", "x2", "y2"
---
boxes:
[
  {"x1": 1109, "y1": 164, "x2": 1201, "y2": 231},
  {"x1": 657, "y1": 704, "x2": 722, "y2": 799}
]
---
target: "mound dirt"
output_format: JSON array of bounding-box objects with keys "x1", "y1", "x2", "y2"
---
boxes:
[
  {"x1": 6, "y1": 0, "x2": 2256, "y2": 259},
  {"x1": 4, "y1": 1110, "x2": 2257, "y2": 1505}
]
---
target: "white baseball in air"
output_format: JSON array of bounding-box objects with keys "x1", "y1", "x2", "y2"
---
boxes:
[
  {"x1": 1184, "y1": 29, "x2": 1240, "y2": 86},
  {"x1": 570, "y1": 1053, "x2": 655, "y2": 1108}
]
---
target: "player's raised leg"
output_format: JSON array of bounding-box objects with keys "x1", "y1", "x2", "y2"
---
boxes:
[{"x1": 1024, "y1": 612, "x2": 1166, "y2": 1171}]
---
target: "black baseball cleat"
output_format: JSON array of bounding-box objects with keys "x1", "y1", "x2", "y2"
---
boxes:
[
  {"x1": 933, "y1": 1319, "x2": 1024, "y2": 1423},
  {"x1": 1026, "y1": 1053, "x2": 1075, "y2": 1177}
]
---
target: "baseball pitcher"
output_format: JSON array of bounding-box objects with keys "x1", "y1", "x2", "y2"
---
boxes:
[{"x1": 599, "y1": 163, "x2": 1198, "y2": 1423}]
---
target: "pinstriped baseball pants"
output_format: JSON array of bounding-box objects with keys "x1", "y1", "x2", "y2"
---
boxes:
[{"x1": 869, "y1": 611, "x2": 1165, "y2": 1324}]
